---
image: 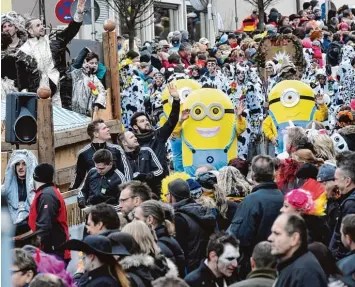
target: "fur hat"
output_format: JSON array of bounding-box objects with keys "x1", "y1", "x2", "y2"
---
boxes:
[{"x1": 332, "y1": 125, "x2": 355, "y2": 152}]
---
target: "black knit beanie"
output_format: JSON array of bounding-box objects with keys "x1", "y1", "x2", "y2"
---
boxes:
[{"x1": 33, "y1": 163, "x2": 54, "y2": 184}]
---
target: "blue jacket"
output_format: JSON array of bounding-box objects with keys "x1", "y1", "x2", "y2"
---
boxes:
[
  {"x1": 228, "y1": 182, "x2": 283, "y2": 248},
  {"x1": 274, "y1": 249, "x2": 327, "y2": 287},
  {"x1": 228, "y1": 182, "x2": 283, "y2": 279},
  {"x1": 337, "y1": 250, "x2": 355, "y2": 276},
  {"x1": 330, "y1": 189, "x2": 355, "y2": 260}
]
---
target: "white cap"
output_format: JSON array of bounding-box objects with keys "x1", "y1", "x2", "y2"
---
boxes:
[
  {"x1": 199, "y1": 37, "x2": 209, "y2": 45},
  {"x1": 187, "y1": 12, "x2": 197, "y2": 18}
]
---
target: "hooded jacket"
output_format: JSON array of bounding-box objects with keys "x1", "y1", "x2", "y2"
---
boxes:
[
  {"x1": 2, "y1": 150, "x2": 37, "y2": 224},
  {"x1": 174, "y1": 198, "x2": 216, "y2": 273},
  {"x1": 119, "y1": 253, "x2": 178, "y2": 287},
  {"x1": 155, "y1": 224, "x2": 185, "y2": 277}
]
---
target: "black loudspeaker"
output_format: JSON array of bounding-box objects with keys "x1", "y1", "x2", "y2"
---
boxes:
[{"x1": 5, "y1": 93, "x2": 38, "y2": 144}]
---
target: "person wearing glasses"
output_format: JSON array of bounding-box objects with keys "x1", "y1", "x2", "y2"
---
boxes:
[
  {"x1": 118, "y1": 181, "x2": 152, "y2": 222},
  {"x1": 11, "y1": 249, "x2": 37, "y2": 287}
]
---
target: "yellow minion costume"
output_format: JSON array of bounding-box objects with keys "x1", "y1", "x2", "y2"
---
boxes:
[
  {"x1": 159, "y1": 79, "x2": 202, "y2": 132},
  {"x1": 181, "y1": 88, "x2": 246, "y2": 176},
  {"x1": 263, "y1": 80, "x2": 328, "y2": 153},
  {"x1": 160, "y1": 79, "x2": 202, "y2": 172}
]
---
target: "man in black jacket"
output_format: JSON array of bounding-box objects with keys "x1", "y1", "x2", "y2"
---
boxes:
[
  {"x1": 77, "y1": 149, "x2": 127, "y2": 211},
  {"x1": 330, "y1": 151, "x2": 355, "y2": 260},
  {"x1": 119, "y1": 131, "x2": 163, "y2": 196},
  {"x1": 130, "y1": 82, "x2": 181, "y2": 177},
  {"x1": 185, "y1": 231, "x2": 239, "y2": 287},
  {"x1": 167, "y1": 179, "x2": 216, "y2": 273},
  {"x1": 16, "y1": 0, "x2": 86, "y2": 107},
  {"x1": 70, "y1": 119, "x2": 130, "y2": 190},
  {"x1": 268, "y1": 213, "x2": 327, "y2": 287},
  {"x1": 28, "y1": 163, "x2": 70, "y2": 262},
  {"x1": 228, "y1": 155, "x2": 284, "y2": 279}
]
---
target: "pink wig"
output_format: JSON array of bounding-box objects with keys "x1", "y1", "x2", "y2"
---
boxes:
[
  {"x1": 284, "y1": 189, "x2": 314, "y2": 214},
  {"x1": 23, "y1": 246, "x2": 75, "y2": 287}
]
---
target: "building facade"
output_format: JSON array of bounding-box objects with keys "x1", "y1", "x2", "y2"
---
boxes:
[{"x1": 9, "y1": 0, "x2": 349, "y2": 42}]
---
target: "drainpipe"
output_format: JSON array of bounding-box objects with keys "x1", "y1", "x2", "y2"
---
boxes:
[
  {"x1": 91, "y1": 0, "x2": 96, "y2": 41},
  {"x1": 235, "y1": 0, "x2": 238, "y2": 29},
  {"x1": 296, "y1": 0, "x2": 301, "y2": 13},
  {"x1": 207, "y1": 0, "x2": 215, "y2": 44}
]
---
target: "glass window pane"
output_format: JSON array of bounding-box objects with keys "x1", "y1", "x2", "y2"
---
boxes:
[{"x1": 154, "y1": 6, "x2": 171, "y2": 41}]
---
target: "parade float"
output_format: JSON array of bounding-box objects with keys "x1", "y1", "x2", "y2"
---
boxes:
[{"x1": 1, "y1": 28, "x2": 120, "y2": 236}]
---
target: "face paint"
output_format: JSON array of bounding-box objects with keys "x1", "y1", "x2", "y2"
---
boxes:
[{"x1": 217, "y1": 244, "x2": 239, "y2": 277}]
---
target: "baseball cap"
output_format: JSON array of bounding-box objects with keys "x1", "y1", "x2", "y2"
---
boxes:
[
  {"x1": 199, "y1": 37, "x2": 209, "y2": 45},
  {"x1": 317, "y1": 164, "x2": 336, "y2": 182},
  {"x1": 158, "y1": 40, "x2": 169, "y2": 48}
]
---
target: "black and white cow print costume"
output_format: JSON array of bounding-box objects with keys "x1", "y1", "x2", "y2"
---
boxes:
[
  {"x1": 238, "y1": 66, "x2": 265, "y2": 160},
  {"x1": 302, "y1": 48, "x2": 317, "y2": 85},
  {"x1": 226, "y1": 64, "x2": 248, "y2": 109},
  {"x1": 337, "y1": 46, "x2": 355, "y2": 106},
  {"x1": 199, "y1": 70, "x2": 229, "y2": 94},
  {"x1": 311, "y1": 69, "x2": 343, "y2": 131},
  {"x1": 121, "y1": 70, "x2": 149, "y2": 129}
]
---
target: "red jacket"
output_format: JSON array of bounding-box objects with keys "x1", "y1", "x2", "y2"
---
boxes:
[{"x1": 29, "y1": 183, "x2": 70, "y2": 260}]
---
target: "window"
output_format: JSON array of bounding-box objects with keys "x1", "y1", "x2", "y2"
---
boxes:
[
  {"x1": 154, "y1": 3, "x2": 179, "y2": 41},
  {"x1": 187, "y1": 6, "x2": 207, "y2": 42}
]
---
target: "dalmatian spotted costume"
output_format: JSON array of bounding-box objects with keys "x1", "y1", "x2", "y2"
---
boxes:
[
  {"x1": 226, "y1": 64, "x2": 248, "y2": 109},
  {"x1": 199, "y1": 70, "x2": 229, "y2": 93},
  {"x1": 167, "y1": 72, "x2": 189, "y2": 83},
  {"x1": 121, "y1": 69, "x2": 149, "y2": 129},
  {"x1": 337, "y1": 46, "x2": 355, "y2": 106},
  {"x1": 265, "y1": 60, "x2": 280, "y2": 96},
  {"x1": 311, "y1": 69, "x2": 343, "y2": 131},
  {"x1": 238, "y1": 66, "x2": 265, "y2": 160},
  {"x1": 222, "y1": 63, "x2": 236, "y2": 81},
  {"x1": 302, "y1": 48, "x2": 317, "y2": 85}
]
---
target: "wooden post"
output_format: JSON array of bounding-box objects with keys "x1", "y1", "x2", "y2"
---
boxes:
[
  {"x1": 37, "y1": 98, "x2": 55, "y2": 170},
  {"x1": 103, "y1": 31, "x2": 121, "y2": 120}
]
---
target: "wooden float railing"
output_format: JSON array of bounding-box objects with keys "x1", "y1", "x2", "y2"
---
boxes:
[{"x1": 62, "y1": 189, "x2": 86, "y2": 227}]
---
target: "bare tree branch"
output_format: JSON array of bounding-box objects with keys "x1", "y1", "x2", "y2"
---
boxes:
[{"x1": 104, "y1": 0, "x2": 156, "y2": 49}]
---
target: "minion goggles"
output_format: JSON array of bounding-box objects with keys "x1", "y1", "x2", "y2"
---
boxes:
[
  {"x1": 269, "y1": 88, "x2": 314, "y2": 108},
  {"x1": 190, "y1": 102, "x2": 234, "y2": 121}
]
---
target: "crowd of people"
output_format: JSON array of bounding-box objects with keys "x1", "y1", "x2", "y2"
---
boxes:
[{"x1": 2, "y1": 0, "x2": 355, "y2": 286}]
